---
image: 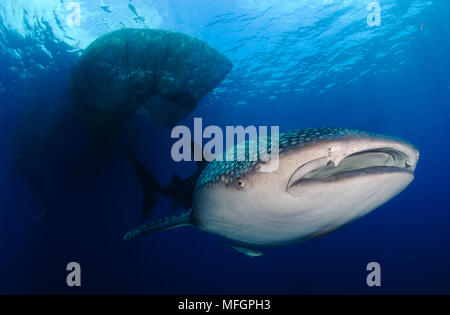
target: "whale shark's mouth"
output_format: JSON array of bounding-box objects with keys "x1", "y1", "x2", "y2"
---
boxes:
[{"x1": 287, "y1": 148, "x2": 413, "y2": 189}]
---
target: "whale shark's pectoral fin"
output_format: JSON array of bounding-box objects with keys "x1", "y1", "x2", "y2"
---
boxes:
[
  {"x1": 223, "y1": 243, "x2": 263, "y2": 258},
  {"x1": 123, "y1": 210, "x2": 193, "y2": 243}
]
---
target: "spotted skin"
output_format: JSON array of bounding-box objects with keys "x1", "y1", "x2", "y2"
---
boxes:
[{"x1": 196, "y1": 127, "x2": 406, "y2": 189}]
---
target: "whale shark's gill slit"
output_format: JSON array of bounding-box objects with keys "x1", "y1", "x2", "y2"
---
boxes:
[{"x1": 287, "y1": 148, "x2": 410, "y2": 191}]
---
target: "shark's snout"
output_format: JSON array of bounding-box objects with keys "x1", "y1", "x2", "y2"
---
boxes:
[{"x1": 287, "y1": 146, "x2": 417, "y2": 193}]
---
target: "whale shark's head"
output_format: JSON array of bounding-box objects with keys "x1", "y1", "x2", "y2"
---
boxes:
[{"x1": 193, "y1": 127, "x2": 419, "y2": 246}]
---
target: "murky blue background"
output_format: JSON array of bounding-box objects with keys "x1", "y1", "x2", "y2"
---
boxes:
[{"x1": 0, "y1": 0, "x2": 449, "y2": 294}]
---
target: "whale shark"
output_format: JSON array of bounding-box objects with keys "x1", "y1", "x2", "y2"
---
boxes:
[{"x1": 123, "y1": 127, "x2": 419, "y2": 256}]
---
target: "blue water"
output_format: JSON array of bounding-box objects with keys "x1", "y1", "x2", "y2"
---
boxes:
[{"x1": 0, "y1": 0, "x2": 449, "y2": 294}]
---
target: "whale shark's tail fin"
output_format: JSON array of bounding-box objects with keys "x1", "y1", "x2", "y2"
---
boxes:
[
  {"x1": 125, "y1": 149, "x2": 163, "y2": 220},
  {"x1": 123, "y1": 210, "x2": 193, "y2": 242},
  {"x1": 125, "y1": 147, "x2": 202, "y2": 219}
]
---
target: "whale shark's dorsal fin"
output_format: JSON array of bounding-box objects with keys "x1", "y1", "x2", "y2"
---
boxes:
[
  {"x1": 223, "y1": 243, "x2": 263, "y2": 258},
  {"x1": 123, "y1": 210, "x2": 193, "y2": 243}
]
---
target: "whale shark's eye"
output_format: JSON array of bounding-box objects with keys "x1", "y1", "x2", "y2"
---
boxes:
[{"x1": 235, "y1": 177, "x2": 246, "y2": 189}]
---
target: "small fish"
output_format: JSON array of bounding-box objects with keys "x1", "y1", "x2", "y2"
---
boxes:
[{"x1": 100, "y1": 5, "x2": 113, "y2": 13}]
